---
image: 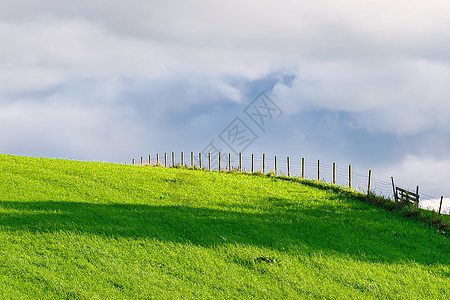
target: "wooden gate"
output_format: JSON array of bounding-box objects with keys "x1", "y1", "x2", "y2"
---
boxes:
[{"x1": 391, "y1": 177, "x2": 419, "y2": 207}]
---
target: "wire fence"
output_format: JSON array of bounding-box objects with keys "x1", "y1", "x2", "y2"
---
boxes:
[{"x1": 130, "y1": 152, "x2": 449, "y2": 215}]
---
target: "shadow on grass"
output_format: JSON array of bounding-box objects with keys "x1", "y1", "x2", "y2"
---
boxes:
[{"x1": 0, "y1": 200, "x2": 448, "y2": 266}]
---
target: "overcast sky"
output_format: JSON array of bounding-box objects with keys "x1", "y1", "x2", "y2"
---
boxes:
[{"x1": 1, "y1": 0, "x2": 450, "y2": 205}]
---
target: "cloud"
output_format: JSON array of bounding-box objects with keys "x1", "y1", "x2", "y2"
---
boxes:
[
  {"x1": 419, "y1": 198, "x2": 449, "y2": 215},
  {"x1": 0, "y1": 18, "x2": 173, "y2": 98},
  {"x1": 272, "y1": 58, "x2": 450, "y2": 135},
  {"x1": 377, "y1": 155, "x2": 450, "y2": 198},
  {"x1": 3, "y1": 0, "x2": 450, "y2": 93},
  {"x1": 0, "y1": 92, "x2": 148, "y2": 161}
]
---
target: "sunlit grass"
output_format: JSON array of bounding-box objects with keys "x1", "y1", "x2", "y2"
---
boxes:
[{"x1": 0, "y1": 154, "x2": 448, "y2": 299}]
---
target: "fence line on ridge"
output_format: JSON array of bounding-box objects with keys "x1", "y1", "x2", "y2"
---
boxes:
[{"x1": 129, "y1": 152, "x2": 448, "y2": 215}]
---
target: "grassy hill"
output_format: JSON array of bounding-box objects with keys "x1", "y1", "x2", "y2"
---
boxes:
[{"x1": 0, "y1": 154, "x2": 448, "y2": 299}]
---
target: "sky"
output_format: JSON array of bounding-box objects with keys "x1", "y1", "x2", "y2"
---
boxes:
[{"x1": 1, "y1": 0, "x2": 449, "y2": 209}]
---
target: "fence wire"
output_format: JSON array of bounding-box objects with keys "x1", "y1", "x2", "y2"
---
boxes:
[{"x1": 139, "y1": 152, "x2": 448, "y2": 215}]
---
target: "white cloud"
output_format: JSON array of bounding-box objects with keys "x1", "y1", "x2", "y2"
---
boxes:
[
  {"x1": 377, "y1": 155, "x2": 450, "y2": 199},
  {"x1": 3, "y1": 0, "x2": 450, "y2": 100},
  {"x1": 0, "y1": 99, "x2": 146, "y2": 161},
  {"x1": 0, "y1": 19, "x2": 172, "y2": 98},
  {"x1": 419, "y1": 198, "x2": 449, "y2": 215},
  {"x1": 272, "y1": 58, "x2": 450, "y2": 135},
  {"x1": 209, "y1": 79, "x2": 243, "y2": 103}
]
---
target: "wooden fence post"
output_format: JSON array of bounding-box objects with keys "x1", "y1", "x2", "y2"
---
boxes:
[
  {"x1": 208, "y1": 153, "x2": 211, "y2": 171},
  {"x1": 219, "y1": 153, "x2": 221, "y2": 172},
  {"x1": 181, "y1": 152, "x2": 184, "y2": 166},
  {"x1": 416, "y1": 186, "x2": 420, "y2": 207},
  {"x1": 287, "y1": 157, "x2": 290, "y2": 177},
  {"x1": 251, "y1": 154, "x2": 254, "y2": 173},
  {"x1": 132, "y1": 158, "x2": 135, "y2": 165},
  {"x1": 191, "y1": 152, "x2": 194, "y2": 167},
  {"x1": 141, "y1": 157, "x2": 143, "y2": 166},
  {"x1": 317, "y1": 160, "x2": 320, "y2": 181},
  {"x1": 157, "y1": 153, "x2": 160, "y2": 165},
  {"x1": 164, "y1": 153, "x2": 167, "y2": 167},
  {"x1": 149, "y1": 154, "x2": 152, "y2": 166},
  {"x1": 349, "y1": 165, "x2": 352, "y2": 188},
  {"x1": 439, "y1": 196, "x2": 443, "y2": 215},
  {"x1": 172, "y1": 152, "x2": 175, "y2": 167},
  {"x1": 228, "y1": 153, "x2": 231, "y2": 171},
  {"x1": 391, "y1": 177, "x2": 397, "y2": 202},
  {"x1": 275, "y1": 156, "x2": 277, "y2": 176},
  {"x1": 333, "y1": 163, "x2": 336, "y2": 184},
  {"x1": 199, "y1": 153, "x2": 202, "y2": 169},
  {"x1": 367, "y1": 170, "x2": 372, "y2": 196},
  {"x1": 239, "y1": 153, "x2": 242, "y2": 172},
  {"x1": 263, "y1": 153, "x2": 266, "y2": 174},
  {"x1": 302, "y1": 158, "x2": 305, "y2": 179}
]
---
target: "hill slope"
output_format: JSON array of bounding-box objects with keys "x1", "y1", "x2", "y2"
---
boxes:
[{"x1": 0, "y1": 154, "x2": 448, "y2": 299}]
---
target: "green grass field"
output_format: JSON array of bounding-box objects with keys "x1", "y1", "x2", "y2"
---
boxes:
[{"x1": 0, "y1": 154, "x2": 448, "y2": 299}]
